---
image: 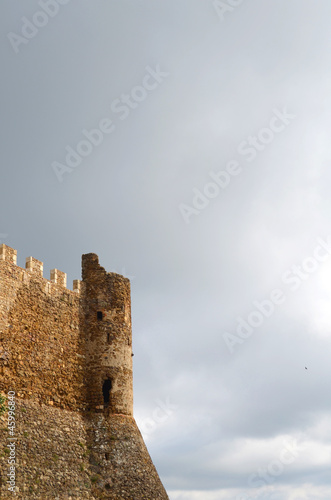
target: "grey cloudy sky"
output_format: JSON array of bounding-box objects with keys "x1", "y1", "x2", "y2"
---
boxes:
[{"x1": 2, "y1": 1, "x2": 331, "y2": 498}]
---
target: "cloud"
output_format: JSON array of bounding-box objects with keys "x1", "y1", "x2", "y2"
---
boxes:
[{"x1": 2, "y1": 0, "x2": 331, "y2": 498}]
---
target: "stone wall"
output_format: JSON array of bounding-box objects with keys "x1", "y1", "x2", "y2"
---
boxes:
[
  {"x1": 0, "y1": 245, "x2": 169, "y2": 499},
  {"x1": 0, "y1": 398, "x2": 92, "y2": 499},
  {"x1": 0, "y1": 399, "x2": 169, "y2": 499},
  {"x1": 0, "y1": 245, "x2": 85, "y2": 411},
  {"x1": 85, "y1": 413, "x2": 169, "y2": 499}
]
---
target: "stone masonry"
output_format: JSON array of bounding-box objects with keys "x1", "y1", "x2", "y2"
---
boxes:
[{"x1": 0, "y1": 244, "x2": 169, "y2": 499}]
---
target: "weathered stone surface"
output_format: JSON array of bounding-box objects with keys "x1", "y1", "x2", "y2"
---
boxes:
[{"x1": 0, "y1": 244, "x2": 168, "y2": 499}]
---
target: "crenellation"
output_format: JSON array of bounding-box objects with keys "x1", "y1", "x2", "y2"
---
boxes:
[
  {"x1": 50, "y1": 268, "x2": 67, "y2": 287},
  {"x1": 26, "y1": 255, "x2": 43, "y2": 276},
  {"x1": 0, "y1": 243, "x2": 17, "y2": 264},
  {"x1": 0, "y1": 245, "x2": 82, "y2": 293},
  {"x1": 73, "y1": 279, "x2": 81, "y2": 293}
]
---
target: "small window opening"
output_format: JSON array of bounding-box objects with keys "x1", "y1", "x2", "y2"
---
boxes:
[
  {"x1": 107, "y1": 332, "x2": 111, "y2": 343},
  {"x1": 105, "y1": 483, "x2": 111, "y2": 490},
  {"x1": 105, "y1": 452, "x2": 109, "y2": 460},
  {"x1": 97, "y1": 311, "x2": 103, "y2": 320},
  {"x1": 102, "y1": 378, "x2": 112, "y2": 408}
]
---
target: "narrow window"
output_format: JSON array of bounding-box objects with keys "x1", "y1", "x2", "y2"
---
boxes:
[
  {"x1": 97, "y1": 311, "x2": 103, "y2": 320},
  {"x1": 105, "y1": 452, "x2": 109, "y2": 460},
  {"x1": 107, "y1": 332, "x2": 111, "y2": 343},
  {"x1": 102, "y1": 378, "x2": 112, "y2": 408}
]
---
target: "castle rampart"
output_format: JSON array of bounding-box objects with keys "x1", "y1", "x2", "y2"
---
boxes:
[
  {"x1": 0, "y1": 244, "x2": 169, "y2": 499},
  {"x1": 0, "y1": 244, "x2": 85, "y2": 411}
]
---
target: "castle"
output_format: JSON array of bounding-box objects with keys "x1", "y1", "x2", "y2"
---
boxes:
[{"x1": 0, "y1": 244, "x2": 169, "y2": 499}]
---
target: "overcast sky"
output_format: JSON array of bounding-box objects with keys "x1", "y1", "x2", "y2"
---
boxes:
[{"x1": 2, "y1": 1, "x2": 331, "y2": 499}]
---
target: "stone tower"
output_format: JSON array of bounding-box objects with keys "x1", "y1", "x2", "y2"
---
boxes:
[
  {"x1": 0, "y1": 244, "x2": 169, "y2": 499},
  {"x1": 82, "y1": 253, "x2": 133, "y2": 415}
]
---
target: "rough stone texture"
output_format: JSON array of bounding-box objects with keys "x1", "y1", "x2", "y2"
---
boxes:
[
  {"x1": 0, "y1": 244, "x2": 169, "y2": 499},
  {"x1": 85, "y1": 414, "x2": 169, "y2": 499},
  {"x1": 0, "y1": 399, "x2": 92, "y2": 499},
  {"x1": 83, "y1": 253, "x2": 133, "y2": 416}
]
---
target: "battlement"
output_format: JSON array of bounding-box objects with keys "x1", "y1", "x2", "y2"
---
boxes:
[
  {"x1": 0, "y1": 244, "x2": 132, "y2": 414},
  {"x1": 50, "y1": 268, "x2": 67, "y2": 288},
  {"x1": 0, "y1": 244, "x2": 80, "y2": 292},
  {"x1": 26, "y1": 256, "x2": 43, "y2": 276},
  {"x1": 0, "y1": 243, "x2": 17, "y2": 264},
  {"x1": 0, "y1": 244, "x2": 84, "y2": 412},
  {"x1": 0, "y1": 243, "x2": 169, "y2": 499}
]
